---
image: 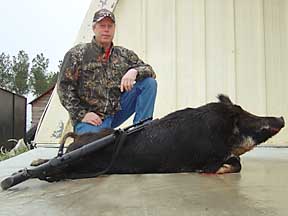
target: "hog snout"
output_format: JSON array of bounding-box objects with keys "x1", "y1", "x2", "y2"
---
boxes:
[
  {"x1": 279, "y1": 116, "x2": 285, "y2": 128},
  {"x1": 267, "y1": 116, "x2": 285, "y2": 134}
]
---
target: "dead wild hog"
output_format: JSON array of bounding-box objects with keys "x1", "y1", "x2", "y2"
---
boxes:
[{"x1": 32, "y1": 94, "x2": 285, "y2": 176}]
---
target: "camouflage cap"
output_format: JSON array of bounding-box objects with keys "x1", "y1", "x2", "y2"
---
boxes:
[{"x1": 93, "y1": 9, "x2": 115, "y2": 23}]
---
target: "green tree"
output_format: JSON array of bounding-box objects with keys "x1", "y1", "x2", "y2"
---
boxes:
[
  {"x1": 11, "y1": 50, "x2": 30, "y2": 95},
  {"x1": 30, "y1": 53, "x2": 59, "y2": 96},
  {"x1": 47, "y1": 71, "x2": 59, "y2": 88},
  {"x1": 0, "y1": 51, "x2": 59, "y2": 97},
  {"x1": 29, "y1": 53, "x2": 50, "y2": 96},
  {"x1": 0, "y1": 53, "x2": 13, "y2": 91},
  {"x1": 46, "y1": 60, "x2": 61, "y2": 87}
]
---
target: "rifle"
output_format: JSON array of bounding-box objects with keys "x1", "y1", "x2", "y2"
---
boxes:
[{"x1": 1, "y1": 117, "x2": 152, "y2": 190}]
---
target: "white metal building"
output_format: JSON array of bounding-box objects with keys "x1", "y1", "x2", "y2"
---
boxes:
[{"x1": 35, "y1": 0, "x2": 288, "y2": 146}]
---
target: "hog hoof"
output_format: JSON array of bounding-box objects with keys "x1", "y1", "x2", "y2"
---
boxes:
[{"x1": 216, "y1": 156, "x2": 242, "y2": 174}]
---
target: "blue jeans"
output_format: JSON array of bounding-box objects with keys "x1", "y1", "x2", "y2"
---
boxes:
[{"x1": 74, "y1": 77, "x2": 157, "y2": 134}]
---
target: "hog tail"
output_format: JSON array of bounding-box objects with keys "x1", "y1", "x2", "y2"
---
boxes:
[{"x1": 57, "y1": 132, "x2": 79, "y2": 157}]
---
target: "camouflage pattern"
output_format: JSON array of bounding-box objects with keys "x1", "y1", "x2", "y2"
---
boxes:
[
  {"x1": 57, "y1": 37, "x2": 156, "y2": 126},
  {"x1": 93, "y1": 8, "x2": 115, "y2": 23}
]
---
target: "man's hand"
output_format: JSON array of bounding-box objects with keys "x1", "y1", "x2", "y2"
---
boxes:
[
  {"x1": 82, "y1": 112, "x2": 102, "y2": 126},
  {"x1": 120, "y1": 68, "x2": 137, "y2": 92}
]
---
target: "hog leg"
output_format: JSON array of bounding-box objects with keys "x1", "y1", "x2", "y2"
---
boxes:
[
  {"x1": 216, "y1": 155, "x2": 241, "y2": 174},
  {"x1": 30, "y1": 158, "x2": 49, "y2": 166}
]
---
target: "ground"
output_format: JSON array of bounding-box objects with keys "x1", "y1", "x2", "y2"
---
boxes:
[{"x1": 0, "y1": 147, "x2": 287, "y2": 216}]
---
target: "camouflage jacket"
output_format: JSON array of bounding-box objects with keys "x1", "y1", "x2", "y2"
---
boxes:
[{"x1": 57, "y1": 37, "x2": 156, "y2": 126}]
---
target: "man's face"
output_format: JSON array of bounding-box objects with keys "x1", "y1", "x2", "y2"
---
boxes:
[{"x1": 93, "y1": 17, "x2": 115, "y2": 47}]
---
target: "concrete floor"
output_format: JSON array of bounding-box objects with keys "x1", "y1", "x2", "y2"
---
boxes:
[{"x1": 0, "y1": 147, "x2": 288, "y2": 216}]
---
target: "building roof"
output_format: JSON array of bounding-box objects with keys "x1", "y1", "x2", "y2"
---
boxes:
[
  {"x1": 29, "y1": 85, "x2": 55, "y2": 104},
  {"x1": 0, "y1": 87, "x2": 27, "y2": 99}
]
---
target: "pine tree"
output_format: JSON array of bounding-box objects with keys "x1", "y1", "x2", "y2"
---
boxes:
[
  {"x1": 0, "y1": 51, "x2": 59, "y2": 96},
  {"x1": 30, "y1": 53, "x2": 50, "y2": 96},
  {"x1": 0, "y1": 53, "x2": 13, "y2": 91},
  {"x1": 11, "y1": 50, "x2": 30, "y2": 95}
]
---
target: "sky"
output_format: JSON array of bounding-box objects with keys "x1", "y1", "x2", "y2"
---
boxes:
[
  {"x1": 0, "y1": 0, "x2": 92, "y2": 129},
  {"x1": 0, "y1": 0, "x2": 91, "y2": 72}
]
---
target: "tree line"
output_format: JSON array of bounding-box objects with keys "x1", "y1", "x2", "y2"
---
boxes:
[{"x1": 0, "y1": 50, "x2": 60, "y2": 97}]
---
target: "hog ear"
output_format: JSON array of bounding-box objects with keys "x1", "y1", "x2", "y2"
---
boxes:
[{"x1": 217, "y1": 94, "x2": 233, "y2": 105}]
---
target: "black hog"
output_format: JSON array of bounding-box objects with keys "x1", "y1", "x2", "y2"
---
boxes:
[{"x1": 33, "y1": 95, "x2": 285, "y2": 176}]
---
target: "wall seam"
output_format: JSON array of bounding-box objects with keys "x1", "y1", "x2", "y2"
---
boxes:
[
  {"x1": 204, "y1": 0, "x2": 208, "y2": 103},
  {"x1": 262, "y1": 0, "x2": 268, "y2": 115},
  {"x1": 233, "y1": 0, "x2": 238, "y2": 103},
  {"x1": 174, "y1": 0, "x2": 178, "y2": 109}
]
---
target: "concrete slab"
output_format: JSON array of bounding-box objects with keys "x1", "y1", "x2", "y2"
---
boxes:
[{"x1": 0, "y1": 147, "x2": 288, "y2": 216}]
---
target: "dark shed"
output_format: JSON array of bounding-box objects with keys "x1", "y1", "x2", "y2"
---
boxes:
[{"x1": 0, "y1": 88, "x2": 26, "y2": 149}]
